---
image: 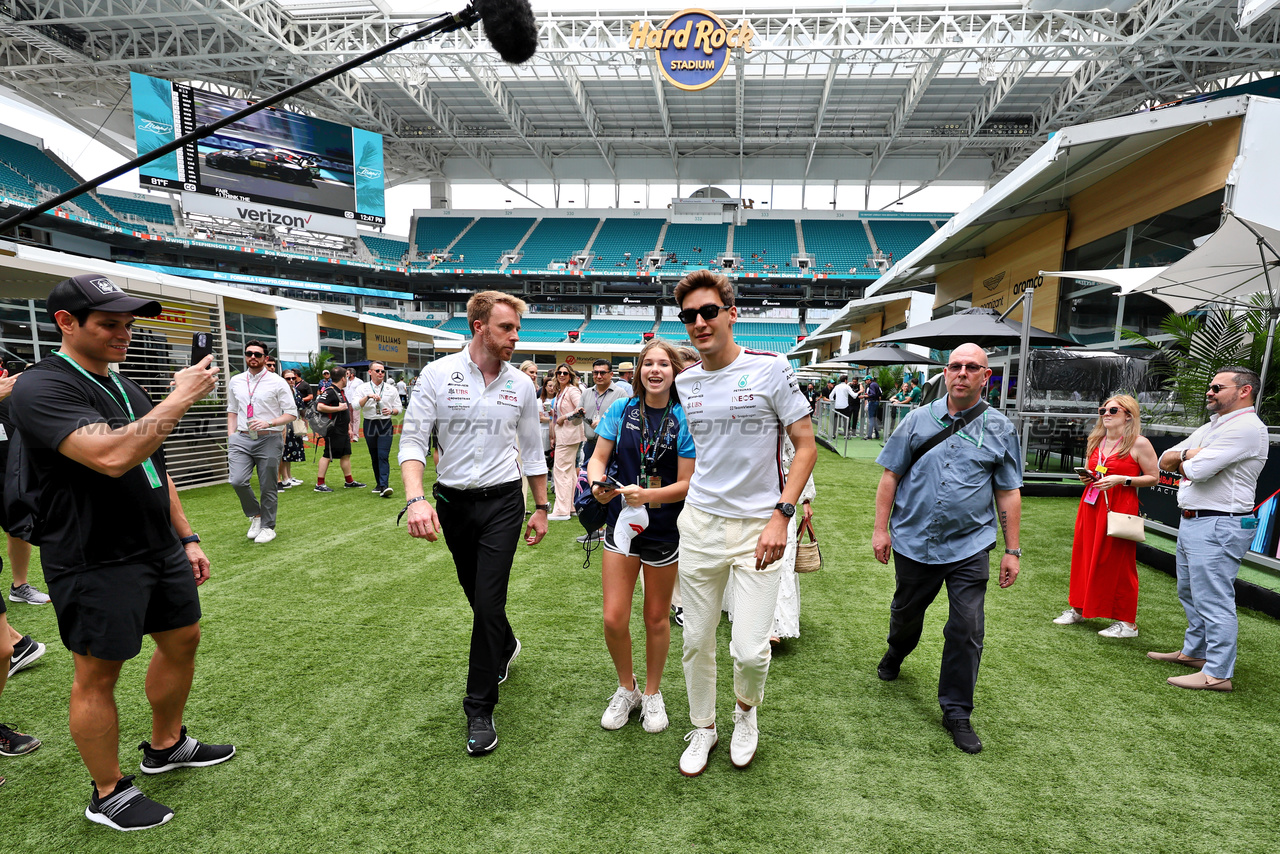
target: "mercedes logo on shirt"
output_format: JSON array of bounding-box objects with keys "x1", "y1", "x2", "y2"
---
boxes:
[{"x1": 450, "y1": 371, "x2": 465, "y2": 384}]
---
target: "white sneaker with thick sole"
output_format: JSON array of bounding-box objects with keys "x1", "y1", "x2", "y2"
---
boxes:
[
  {"x1": 641, "y1": 691, "x2": 669, "y2": 734},
  {"x1": 1052, "y1": 608, "x2": 1084, "y2": 625},
  {"x1": 600, "y1": 682, "x2": 642, "y2": 730},
  {"x1": 730, "y1": 706, "x2": 759, "y2": 769},
  {"x1": 254, "y1": 528, "x2": 277, "y2": 544},
  {"x1": 679, "y1": 727, "x2": 718, "y2": 776},
  {"x1": 1098, "y1": 621, "x2": 1139, "y2": 638},
  {"x1": 548, "y1": 514, "x2": 571, "y2": 522},
  {"x1": 246, "y1": 517, "x2": 263, "y2": 539}
]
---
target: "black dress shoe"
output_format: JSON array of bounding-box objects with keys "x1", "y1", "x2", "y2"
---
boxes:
[
  {"x1": 942, "y1": 716, "x2": 983, "y2": 754},
  {"x1": 876, "y1": 651, "x2": 901, "y2": 681}
]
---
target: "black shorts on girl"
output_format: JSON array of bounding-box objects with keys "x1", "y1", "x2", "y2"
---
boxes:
[{"x1": 602, "y1": 527, "x2": 679, "y2": 566}]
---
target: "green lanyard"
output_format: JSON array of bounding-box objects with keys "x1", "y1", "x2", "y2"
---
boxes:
[{"x1": 55, "y1": 351, "x2": 164, "y2": 489}]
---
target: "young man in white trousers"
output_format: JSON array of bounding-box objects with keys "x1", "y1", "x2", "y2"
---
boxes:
[{"x1": 671, "y1": 270, "x2": 816, "y2": 776}]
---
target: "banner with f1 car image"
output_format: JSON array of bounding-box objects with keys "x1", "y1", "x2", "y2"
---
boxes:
[{"x1": 130, "y1": 72, "x2": 386, "y2": 231}]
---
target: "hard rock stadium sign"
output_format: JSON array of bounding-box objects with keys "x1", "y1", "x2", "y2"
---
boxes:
[{"x1": 629, "y1": 9, "x2": 756, "y2": 92}]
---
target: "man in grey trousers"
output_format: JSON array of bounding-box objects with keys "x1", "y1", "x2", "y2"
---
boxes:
[{"x1": 226, "y1": 341, "x2": 297, "y2": 544}]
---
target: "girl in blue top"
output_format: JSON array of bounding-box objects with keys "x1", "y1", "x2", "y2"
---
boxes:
[{"x1": 588, "y1": 338, "x2": 696, "y2": 735}]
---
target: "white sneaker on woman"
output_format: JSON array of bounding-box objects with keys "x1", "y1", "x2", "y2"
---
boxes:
[
  {"x1": 1098, "y1": 621, "x2": 1139, "y2": 638},
  {"x1": 1052, "y1": 608, "x2": 1084, "y2": 625},
  {"x1": 600, "y1": 682, "x2": 641, "y2": 730},
  {"x1": 640, "y1": 691, "x2": 668, "y2": 734}
]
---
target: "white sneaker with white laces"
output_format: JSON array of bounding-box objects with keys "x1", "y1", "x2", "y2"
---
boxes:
[
  {"x1": 600, "y1": 681, "x2": 642, "y2": 730},
  {"x1": 246, "y1": 517, "x2": 263, "y2": 540},
  {"x1": 641, "y1": 691, "x2": 668, "y2": 734},
  {"x1": 1098, "y1": 621, "x2": 1139, "y2": 638},
  {"x1": 679, "y1": 727, "x2": 718, "y2": 777},
  {"x1": 1052, "y1": 608, "x2": 1084, "y2": 625},
  {"x1": 254, "y1": 528, "x2": 277, "y2": 544},
  {"x1": 730, "y1": 706, "x2": 759, "y2": 769}
]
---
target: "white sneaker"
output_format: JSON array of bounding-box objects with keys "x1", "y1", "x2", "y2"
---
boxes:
[
  {"x1": 254, "y1": 528, "x2": 277, "y2": 544},
  {"x1": 641, "y1": 691, "x2": 669, "y2": 734},
  {"x1": 246, "y1": 516, "x2": 263, "y2": 539},
  {"x1": 730, "y1": 706, "x2": 759, "y2": 768},
  {"x1": 548, "y1": 514, "x2": 571, "y2": 522},
  {"x1": 1099, "y1": 621, "x2": 1139, "y2": 638},
  {"x1": 679, "y1": 727, "x2": 718, "y2": 777},
  {"x1": 288, "y1": 478, "x2": 303, "y2": 487},
  {"x1": 600, "y1": 681, "x2": 642, "y2": 730},
  {"x1": 1052, "y1": 608, "x2": 1084, "y2": 625}
]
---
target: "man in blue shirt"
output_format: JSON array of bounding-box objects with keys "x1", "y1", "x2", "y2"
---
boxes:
[{"x1": 871, "y1": 343, "x2": 1023, "y2": 754}]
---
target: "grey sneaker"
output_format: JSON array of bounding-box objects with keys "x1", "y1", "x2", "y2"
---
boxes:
[
  {"x1": 8, "y1": 584, "x2": 50, "y2": 605},
  {"x1": 314, "y1": 484, "x2": 335, "y2": 493}
]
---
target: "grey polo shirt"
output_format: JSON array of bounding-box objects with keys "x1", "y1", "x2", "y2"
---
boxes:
[
  {"x1": 876, "y1": 399, "x2": 1024, "y2": 564},
  {"x1": 582, "y1": 383, "x2": 627, "y2": 441}
]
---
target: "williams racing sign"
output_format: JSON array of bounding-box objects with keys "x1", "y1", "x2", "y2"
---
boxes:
[{"x1": 630, "y1": 9, "x2": 755, "y2": 91}]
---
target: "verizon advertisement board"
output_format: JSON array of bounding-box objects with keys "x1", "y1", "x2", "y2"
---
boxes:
[{"x1": 181, "y1": 192, "x2": 358, "y2": 238}]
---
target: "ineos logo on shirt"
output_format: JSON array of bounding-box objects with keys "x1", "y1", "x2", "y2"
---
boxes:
[{"x1": 450, "y1": 372, "x2": 465, "y2": 384}]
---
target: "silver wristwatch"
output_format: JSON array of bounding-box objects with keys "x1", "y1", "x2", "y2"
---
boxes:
[{"x1": 1004, "y1": 548, "x2": 1022, "y2": 557}]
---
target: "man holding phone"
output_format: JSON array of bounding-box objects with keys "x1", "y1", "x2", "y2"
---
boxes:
[{"x1": 226, "y1": 339, "x2": 297, "y2": 544}]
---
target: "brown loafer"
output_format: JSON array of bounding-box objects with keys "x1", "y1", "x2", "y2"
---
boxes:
[
  {"x1": 1146, "y1": 650, "x2": 1207, "y2": 669},
  {"x1": 1167, "y1": 671, "x2": 1233, "y2": 691}
]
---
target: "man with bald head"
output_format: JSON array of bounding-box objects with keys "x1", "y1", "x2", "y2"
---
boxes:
[{"x1": 871, "y1": 343, "x2": 1023, "y2": 754}]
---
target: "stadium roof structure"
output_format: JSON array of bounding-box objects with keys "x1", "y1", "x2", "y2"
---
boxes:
[{"x1": 1, "y1": 0, "x2": 1278, "y2": 195}]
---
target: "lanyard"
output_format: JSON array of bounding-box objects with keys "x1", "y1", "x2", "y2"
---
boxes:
[
  {"x1": 639, "y1": 400, "x2": 673, "y2": 475},
  {"x1": 55, "y1": 352, "x2": 163, "y2": 489},
  {"x1": 243, "y1": 369, "x2": 267, "y2": 419}
]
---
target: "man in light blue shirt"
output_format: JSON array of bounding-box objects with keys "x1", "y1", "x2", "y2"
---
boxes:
[{"x1": 872, "y1": 343, "x2": 1023, "y2": 754}]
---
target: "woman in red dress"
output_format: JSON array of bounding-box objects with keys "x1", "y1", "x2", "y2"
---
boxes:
[{"x1": 1054, "y1": 394, "x2": 1160, "y2": 637}]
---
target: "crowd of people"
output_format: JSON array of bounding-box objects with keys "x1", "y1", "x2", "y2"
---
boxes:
[{"x1": 0, "y1": 270, "x2": 1270, "y2": 827}]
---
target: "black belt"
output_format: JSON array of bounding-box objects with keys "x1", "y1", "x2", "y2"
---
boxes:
[
  {"x1": 1181, "y1": 509, "x2": 1254, "y2": 519},
  {"x1": 434, "y1": 480, "x2": 521, "y2": 503}
]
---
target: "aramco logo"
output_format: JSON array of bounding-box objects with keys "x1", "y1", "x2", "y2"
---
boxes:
[{"x1": 629, "y1": 9, "x2": 755, "y2": 92}]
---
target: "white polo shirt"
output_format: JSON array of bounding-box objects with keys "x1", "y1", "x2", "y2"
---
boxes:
[
  {"x1": 831, "y1": 381, "x2": 853, "y2": 409},
  {"x1": 398, "y1": 349, "x2": 548, "y2": 490},
  {"x1": 675, "y1": 348, "x2": 813, "y2": 519},
  {"x1": 226, "y1": 368, "x2": 296, "y2": 432},
  {"x1": 357, "y1": 379, "x2": 403, "y2": 421}
]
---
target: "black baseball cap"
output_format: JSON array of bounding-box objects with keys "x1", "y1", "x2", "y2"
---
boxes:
[{"x1": 46, "y1": 273, "x2": 162, "y2": 317}]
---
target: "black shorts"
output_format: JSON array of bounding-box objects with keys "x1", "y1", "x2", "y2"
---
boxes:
[
  {"x1": 603, "y1": 528, "x2": 679, "y2": 566},
  {"x1": 323, "y1": 431, "x2": 352, "y2": 459},
  {"x1": 44, "y1": 545, "x2": 202, "y2": 661}
]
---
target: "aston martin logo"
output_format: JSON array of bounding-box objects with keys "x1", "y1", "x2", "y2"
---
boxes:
[{"x1": 983, "y1": 271, "x2": 1006, "y2": 292}]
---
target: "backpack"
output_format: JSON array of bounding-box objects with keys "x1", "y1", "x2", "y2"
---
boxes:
[
  {"x1": 303, "y1": 389, "x2": 337, "y2": 436},
  {"x1": 3, "y1": 428, "x2": 41, "y2": 543}
]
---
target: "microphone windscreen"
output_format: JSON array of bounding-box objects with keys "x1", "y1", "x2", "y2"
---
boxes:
[{"x1": 474, "y1": 0, "x2": 538, "y2": 65}]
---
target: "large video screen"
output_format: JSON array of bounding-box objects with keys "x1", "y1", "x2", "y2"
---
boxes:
[{"x1": 131, "y1": 72, "x2": 385, "y2": 226}]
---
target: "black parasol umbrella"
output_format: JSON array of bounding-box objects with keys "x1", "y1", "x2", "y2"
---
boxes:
[
  {"x1": 831, "y1": 343, "x2": 943, "y2": 367},
  {"x1": 872, "y1": 307, "x2": 1072, "y2": 351}
]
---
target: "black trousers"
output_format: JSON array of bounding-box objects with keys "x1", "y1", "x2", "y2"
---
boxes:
[
  {"x1": 364, "y1": 418, "x2": 394, "y2": 489},
  {"x1": 436, "y1": 481, "x2": 524, "y2": 717},
  {"x1": 886, "y1": 549, "x2": 989, "y2": 719}
]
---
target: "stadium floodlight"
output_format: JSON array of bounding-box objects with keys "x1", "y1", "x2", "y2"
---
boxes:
[{"x1": 0, "y1": 0, "x2": 537, "y2": 236}]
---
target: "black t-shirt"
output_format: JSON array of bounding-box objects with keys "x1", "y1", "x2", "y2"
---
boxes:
[
  {"x1": 9, "y1": 357, "x2": 177, "y2": 570},
  {"x1": 321, "y1": 385, "x2": 350, "y2": 432},
  {"x1": 294, "y1": 380, "x2": 313, "y2": 404}
]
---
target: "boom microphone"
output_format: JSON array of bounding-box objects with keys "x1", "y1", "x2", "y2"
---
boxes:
[{"x1": 473, "y1": 0, "x2": 538, "y2": 64}]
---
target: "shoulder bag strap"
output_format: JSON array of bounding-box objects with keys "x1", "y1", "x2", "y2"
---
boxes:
[{"x1": 906, "y1": 401, "x2": 989, "y2": 473}]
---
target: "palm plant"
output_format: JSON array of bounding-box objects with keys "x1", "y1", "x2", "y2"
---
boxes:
[{"x1": 299, "y1": 349, "x2": 339, "y2": 385}]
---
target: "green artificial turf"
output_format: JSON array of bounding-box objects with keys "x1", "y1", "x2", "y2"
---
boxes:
[{"x1": 3, "y1": 443, "x2": 1279, "y2": 853}]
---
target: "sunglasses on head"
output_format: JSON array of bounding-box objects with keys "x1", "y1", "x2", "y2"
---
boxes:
[
  {"x1": 677, "y1": 304, "x2": 730, "y2": 324},
  {"x1": 1098, "y1": 406, "x2": 1122, "y2": 415}
]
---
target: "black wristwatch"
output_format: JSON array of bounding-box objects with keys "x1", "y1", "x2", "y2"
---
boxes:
[
  {"x1": 775, "y1": 502, "x2": 796, "y2": 518},
  {"x1": 534, "y1": 503, "x2": 550, "y2": 512},
  {"x1": 180, "y1": 533, "x2": 201, "y2": 545}
]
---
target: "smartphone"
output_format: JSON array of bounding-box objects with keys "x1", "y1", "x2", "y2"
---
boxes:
[
  {"x1": 593, "y1": 477, "x2": 623, "y2": 491},
  {"x1": 1074, "y1": 466, "x2": 1099, "y2": 481},
  {"x1": 191, "y1": 332, "x2": 213, "y2": 365}
]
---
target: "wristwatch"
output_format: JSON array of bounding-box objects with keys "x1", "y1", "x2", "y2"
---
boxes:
[
  {"x1": 1004, "y1": 548, "x2": 1022, "y2": 557},
  {"x1": 180, "y1": 533, "x2": 201, "y2": 545},
  {"x1": 1125, "y1": 477, "x2": 1133, "y2": 487},
  {"x1": 534, "y1": 503, "x2": 550, "y2": 512},
  {"x1": 774, "y1": 502, "x2": 796, "y2": 518}
]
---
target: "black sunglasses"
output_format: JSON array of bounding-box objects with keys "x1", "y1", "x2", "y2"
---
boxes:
[
  {"x1": 677, "y1": 305, "x2": 730, "y2": 324},
  {"x1": 1207, "y1": 383, "x2": 1237, "y2": 393},
  {"x1": 556, "y1": 370, "x2": 571, "y2": 376},
  {"x1": 1098, "y1": 406, "x2": 1122, "y2": 415},
  {"x1": 245, "y1": 351, "x2": 265, "y2": 358}
]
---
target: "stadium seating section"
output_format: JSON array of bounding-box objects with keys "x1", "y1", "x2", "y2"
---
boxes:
[
  {"x1": 361, "y1": 235, "x2": 410, "y2": 263},
  {"x1": 101, "y1": 195, "x2": 176, "y2": 226},
  {"x1": 0, "y1": 135, "x2": 125, "y2": 228},
  {"x1": 445, "y1": 217, "x2": 536, "y2": 271},
  {"x1": 659, "y1": 222, "x2": 729, "y2": 270},
  {"x1": 868, "y1": 220, "x2": 936, "y2": 264},
  {"x1": 437, "y1": 316, "x2": 472, "y2": 334},
  {"x1": 801, "y1": 219, "x2": 876, "y2": 274},
  {"x1": 588, "y1": 217, "x2": 665, "y2": 270},
  {"x1": 414, "y1": 217, "x2": 473, "y2": 259},
  {"x1": 513, "y1": 217, "x2": 599, "y2": 269},
  {"x1": 733, "y1": 220, "x2": 799, "y2": 272}
]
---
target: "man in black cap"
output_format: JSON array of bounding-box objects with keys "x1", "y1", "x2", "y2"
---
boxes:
[{"x1": 9, "y1": 274, "x2": 235, "y2": 831}]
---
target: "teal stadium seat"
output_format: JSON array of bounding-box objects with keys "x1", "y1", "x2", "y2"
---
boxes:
[
  {"x1": 414, "y1": 217, "x2": 473, "y2": 261},
  {"x1": 800, "y1": 220, "x2": 876, "y2": 275},
  {"x1": 443, "y1": 217, "x2": 537, "y2": 271},
  {"x1": 0, "y1": 135, "x2": 123, "y2": 227},
  {"x1": 659, "y1": 222, "x2": 728, "y2": 271},
  {"x1": 734, "y1": 220, "x2": 798, "y2": 272},
  {"x1": 360, "y1": 235, "x2": 410, "y2": 263},
  {"x1": 578, "y1": 318, "x2": 653, "y2": 345},
  {"x1": 513, "y1": 218, "x2": 600, "y2": 269},
  {"x1": 589, "y1": 218, "x2": 665, "y2": 270},
  {"x1": 100, "y1": 195, "x2": 176, "y2": 226},
  {"x1": 867, "y1": 220, "x2": 936, "y2": 265}
]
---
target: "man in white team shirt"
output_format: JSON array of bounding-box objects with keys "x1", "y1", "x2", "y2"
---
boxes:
[
  {"x1": 356, "y1": 361, "x2": 402, "y2": 498},
  {"x1": 672, "y1": 270, "x2": 816, "y2": 776}
]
